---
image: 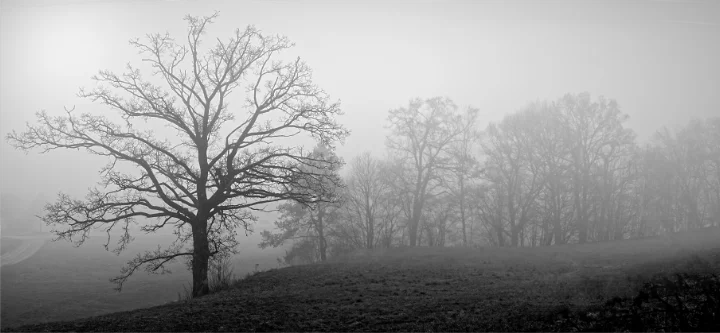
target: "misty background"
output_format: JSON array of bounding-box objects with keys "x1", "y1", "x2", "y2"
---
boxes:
[{"x1": 2, "y1": 0, "x2": 719, "y2": 234}]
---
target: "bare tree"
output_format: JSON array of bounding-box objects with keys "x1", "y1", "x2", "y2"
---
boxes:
[
  {"x1": 259, "y1": 145, "x2": 343, "y2": 262},
  {"x1": 386, "y1": 97, "x2": 469, "y2": 246},
  {"x1": 421, "y1": 193, "x2": 455, "y2": 247},
  {"x1": 590, "y1": 129, "x2": 636, "y2": 241},
  {"x1": 482, "y1": 110, "x2": 545, "y2": 247},
  {"x1": 383, "y1": 155, "x2": 415, "y2": 246},
  {"x1": 632, "y1": 119, "x2": 720, "y2": 235},
  {"x1": 523, "y1": 102, "x2": 574, "y2": 245},
  {"x1": 344, "y1": 152, "x2": 390, "y2": 249},
  {"x1": 556, "y1": 93, "x2": 631, "y2": 243},
  {"x1": 445, "y1": 107, "x2": 481, "y2": 246},
  {"x1": 474, "y1": 181, "x2": 507, "y2": 247},
  {"x1": 6, "y1": 13, "x2": 347, "y2": 297}
]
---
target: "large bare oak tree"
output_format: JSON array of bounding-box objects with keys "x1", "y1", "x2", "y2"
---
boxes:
[{"x1": 6, "y1": 13, "x2": 348, "y2": 297}]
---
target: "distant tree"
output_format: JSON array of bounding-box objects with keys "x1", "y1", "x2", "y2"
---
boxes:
[
  {"x1": 633, "y1": 118, "x2": 720, "y2": 235},
  {"x1": 444, "y1": 107, "x2": 481, "y2": 246},
  {"x1": 555, "y1": 93, "x2": 632, "y2": 243},
  {"x1": 259, "y1": 145, "x2": 343, "y2": 262},
  {"x1": 482, "y1": 108, "x2": 545, "y2": 247},
  {"x1": 706, "y1": 118, "x2": 720, "y2": 227},
  {"x1": 521, "y1": 102, "x2": 574, "y2": 245},
  {"x1": 386, "y1": 97, "x2": 471, "y2": 246},
  {"x1": 6, "y1": 13, "x2": 347, "y2": 297},
  {"x1": 670, "y1": 120, "x2": 715, "y2": 229},
  {"x1": 382, "y1": 155, "x2": 415, "y2": 246},
  {"x1": 344, "y1": 152, "x2": 391, "y2": 249},
  {"x1": 632, "y1": 142, "x2": 678, "y2": 236},
  {"x1": 589, "y1": 127, "x2": 636, "y2": 241},
  {"x1": 474, "y1": 181, "x2": 507, "y2": 247},
  {"x1": 475, "y1": 94, "x2": 637, "y2": 246},
  {"x1": 421, "y1": 193, "x2": 455, "y2": 247},
  {"x1": 323, "y1": 152, "x2": 404, "y2": 251}
]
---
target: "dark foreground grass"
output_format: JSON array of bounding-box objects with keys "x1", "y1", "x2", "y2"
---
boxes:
[{"x1": 7, "y1": 228, "x2": 720, "y2": 332}]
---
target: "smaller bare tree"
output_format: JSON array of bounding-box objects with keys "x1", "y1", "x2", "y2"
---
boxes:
[{"x1": 259, "y1": 145, "x2": 343, "y2": 262}]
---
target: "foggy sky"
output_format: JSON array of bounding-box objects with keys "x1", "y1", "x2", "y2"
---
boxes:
[{"x1": 1, "y1": 0, "x2": 719, "y2": 226}]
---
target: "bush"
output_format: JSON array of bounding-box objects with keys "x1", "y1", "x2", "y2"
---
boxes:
[{"x1": 208, "y1": 255, "x2": 236, "y2": 293}]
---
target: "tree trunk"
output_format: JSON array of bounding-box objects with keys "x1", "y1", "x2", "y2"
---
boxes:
[
  {"x1": 460, "y1": 176, "x2": 467, "y2": 246},
  {"x1": 531, "y1": 224, "x2": 537, "y2": 247},
  {"x1": 543, "y1": 225, "x2": 553, "y2": 246},
  {"x1": 507, "y1": 185, "x2": 517, "y2": 247},
  {"x1": 573, "y1": 183, "x2": 583, "y2": 243},
  {"x1": 510, "y1": 225, "x2": 519, "y2": 247},
  {"x1": 416, "y1": 223, "x2": 423, "y2": 246},
  {"x1": 552, "y1": 215, "x2": 563, "y2": 245},
  {"x1": 613, "y1": 217, "x2": 624, "y2": 240},
  {"x1": 496, "y1": 222, "x2": 505, "y2": 247},
  {"x1": 408, "y1": 199, "x2": 422, "y2": 246},
  {"x1": 425, "y1": 223, "x2": 435, "y2": 247},
  {"x1": 191, "y1": 220, "x2": 210, "y2": 298},
  {"x1": 317, "y1": 209, "x2": 327, "y2": 262},
  {"x1": 551, "y1": 184, "x2": 564, "y2": 245},
  {"x1": 572, "y1": 144, "x2": 588, "y2": 244},
  {"x1": 438, "y1": 215, "x2": 447, "y2": 247},
  {"x1": 366, "y1": 206, "x2": 374, "y2": 250}
]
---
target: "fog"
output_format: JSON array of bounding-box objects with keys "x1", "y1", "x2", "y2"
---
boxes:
[
  {"x1": 0, "y1": 0, "x2": 720, "y2": 326},
  {"x1": 3, "y1": 0, "x2": 719, "y2": 203}
]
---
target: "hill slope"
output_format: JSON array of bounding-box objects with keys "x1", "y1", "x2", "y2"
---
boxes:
[{"x1": 9, "y1": 228, "x2": 720, "y2": 332}]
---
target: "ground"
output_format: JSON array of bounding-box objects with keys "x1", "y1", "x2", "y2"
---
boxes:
[{"x1": 5, "y1": 227, "x2": 720, "y2": 332}]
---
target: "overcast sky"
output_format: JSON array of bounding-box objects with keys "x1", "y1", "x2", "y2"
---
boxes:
[{"x1": 1, "y1": 0, "x2": 719, "y2": 210}]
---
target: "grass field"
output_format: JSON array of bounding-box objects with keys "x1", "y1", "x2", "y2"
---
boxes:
[
  {"x1": 0, "y1": 234, "x2": 285, "y2": 329},
  {"x1": 6, "y1": 227, "x2": 720, "y2": 331}
]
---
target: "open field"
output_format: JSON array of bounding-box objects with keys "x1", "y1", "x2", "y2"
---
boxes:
[
  {"x1": 6, "y1": 227, "x2": 720, "y2": 331},
  {"x1": 0, "y1": 234, "x2": 285, "y2": 329}
]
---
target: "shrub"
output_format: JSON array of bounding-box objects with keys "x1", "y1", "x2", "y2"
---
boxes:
[{"x1": 208, "y1": 255, "x2": 236, "y2": 293}]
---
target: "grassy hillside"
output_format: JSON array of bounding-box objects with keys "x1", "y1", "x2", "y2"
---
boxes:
[{"x1": 7, "y1": 227, "x2": 720, "y2": 332}]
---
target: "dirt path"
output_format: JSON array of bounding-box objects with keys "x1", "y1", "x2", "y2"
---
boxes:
[{"x1": 1, "y1": 236, "x2": 48, "y2": 266}]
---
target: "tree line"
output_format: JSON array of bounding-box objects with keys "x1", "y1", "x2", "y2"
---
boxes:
[{"x1": 262, "y1": 93, "x2": 720, "y2": 264}]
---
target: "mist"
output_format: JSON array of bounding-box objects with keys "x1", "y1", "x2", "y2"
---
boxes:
[{"x1": 1, "y1": 0, "x2": 719, "y2": 331}]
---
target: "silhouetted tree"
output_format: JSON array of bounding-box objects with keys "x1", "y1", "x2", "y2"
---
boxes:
[{"x1": 6, "y1": 13, "x2": 347, "y2": 297}]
